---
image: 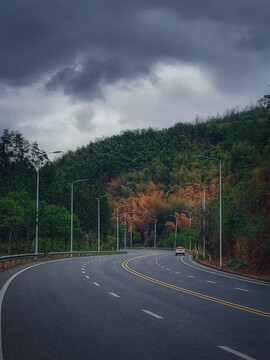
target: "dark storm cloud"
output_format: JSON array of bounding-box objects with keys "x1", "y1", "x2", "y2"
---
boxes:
[
  {"x1": 45, "y1": 58, "x2": 149, "y2": 100},
  {"x1": 0, "y1": 0, "x2": 269, "y2": 98}
]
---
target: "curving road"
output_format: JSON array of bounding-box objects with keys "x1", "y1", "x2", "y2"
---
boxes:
[{"x1": 1, "y1": 250, "x2": 270, "y2": 360}]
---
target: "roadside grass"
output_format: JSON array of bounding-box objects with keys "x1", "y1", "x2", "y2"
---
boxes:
[{"x1": 195, "y1": 255, "x2": 270, "y2": 282}]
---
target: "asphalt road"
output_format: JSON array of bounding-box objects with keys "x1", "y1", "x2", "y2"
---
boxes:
[{"x1": 1, "y1": 250, "x2": 269, "y2": 360}]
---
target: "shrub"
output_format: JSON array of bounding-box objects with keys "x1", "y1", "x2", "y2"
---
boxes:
[{"x1": 225, "y1": 257, "x2": 248, "y2": 270}]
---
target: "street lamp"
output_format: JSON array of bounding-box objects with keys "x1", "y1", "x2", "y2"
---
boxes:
[
  {"x1": 197, "y1": 154, "x2": 222, "y2": 267},
  {"x1": 35, "y1": 150, "x2": 62, "y2": 254},
  {"x1": 69, "y1": 179, "x2": 89, "y2": 254},
  {"x1": 170, "y1": 215, "x2": 178, "y2": 249},
  {"x1": 118, "y1": 214, "x2": 128, "y2": 251},
  {"x1": 187, "y1": 182, "x2": 206, "y2": 258},
  {"x1": 181, "y1": 210, "x2": 192, "y2": 251},
  {"x1": 180, "y1": 210, "x2": 192, "y2": 227},
  {"x1": 97, "y1": 193, "x2": 112, "y2": 252},
  {"x1": 150, "y1": 218, "x2": 157, "y2": 248},
  {"x1": 185, "y1": 203, "x2": 198, "y2": 216},
  {"x1": 126, "y1": 211, "x2": 134, "y2": 250},
  {"x1": 116, "y1": 204, "x2": 128, "y2": 251},
  {"x1": 121, "y1": 211, "x2": 134, "y2": 251},
  {"x1": 130, "y1": 222, "x2": 133, "y2": 249}
]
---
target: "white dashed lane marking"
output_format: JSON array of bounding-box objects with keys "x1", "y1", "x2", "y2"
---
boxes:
[
  {"x1": 235, "y1": 288, "x2": 250, "y2": 292},
  {"x1": 109, "y1": 292, "x2": 120, "y2": 298},
  {"x1": 218, "y1": 346, "x2": 256, "y2": 360},
  {"x1": 141, "y1": 310, "x2": 164, "y2": 319},
  {"x1": 93, "y1": 282, "x2": 100, "y2": 287}
]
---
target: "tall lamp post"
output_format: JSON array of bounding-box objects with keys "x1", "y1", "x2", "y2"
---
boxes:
[
  {"x1": 197, "y1": 155, "x2": 222, "y2": 267},
  {"x1": 69, "y1": 178, "x2": 89, "y2": 254},
  {"x1": 126, "y1": 211, "x2": 134, "y2": 250},
  {"x1": 35, "y1": 150, "x2": 62, "y2": 254},
  {"x1": 122, "y1": 213, "x2": 127, "y2": 251},
  {"x1": 181, "y1": 210, "x2": 192, "y2": 251},
  {"x1": 97, "y1": 193, "x2": 112, "y2": 252},
  {"x1": 185, "y1": 203, "x2": 199, "y2": 252},
  {"x1": 170, "y1": 215, "x2": 178, "y2": 249},
  {"x1": 187, "y1": 184, "x2": 206, "y2": 258},
  {"x1": 116, "y1": 204, "x2": 128, "y2": 251},
  {"x1": 185, "y1": 203, "x2": 198, "y2": 220},
  {"x1": 181, "y1": 210, "x2": 192, "y2": 227},
  {"x1": 130, "y1": 222, "x2": 133, "y2": 249},
  {"x1": 150, "y1": 218, "x2": 157, "y2": 248}
]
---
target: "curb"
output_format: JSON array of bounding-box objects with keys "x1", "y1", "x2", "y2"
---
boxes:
[{"x1": 194, "y1": 257, "x2": 270, "y2": 283}]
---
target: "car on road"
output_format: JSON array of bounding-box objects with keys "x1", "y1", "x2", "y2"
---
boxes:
[{"x1": 175, "y1": 246, "x2": 186, "y2": 256}]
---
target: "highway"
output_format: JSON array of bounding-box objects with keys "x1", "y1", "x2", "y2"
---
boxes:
[{"x1": 0, "y1": 250, "x2": 269, "y2": 359}]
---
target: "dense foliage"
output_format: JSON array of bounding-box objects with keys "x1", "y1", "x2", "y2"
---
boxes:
[{"x1": 0, "y1": 102, "x2": 269, "y2": 273}]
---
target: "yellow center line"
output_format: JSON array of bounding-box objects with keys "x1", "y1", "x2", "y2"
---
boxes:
[{"x1": 122, "y1": 255, "x2": 270, "y2": 319}]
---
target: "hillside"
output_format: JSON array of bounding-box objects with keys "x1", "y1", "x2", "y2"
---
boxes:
[{"x1": 0, "y1": 102, "x2": 269, "y2": 275}]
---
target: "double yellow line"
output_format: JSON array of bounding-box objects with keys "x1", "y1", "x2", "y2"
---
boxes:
[{"x1": 122, "y1": 255, "x2": 270, "y2": 318}]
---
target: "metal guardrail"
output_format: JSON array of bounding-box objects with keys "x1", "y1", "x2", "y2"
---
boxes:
[
  {"x1": 0, "y1": 253, "x2": 44, "y2": 270},
  {"x1": 0, "y1": 248, "x2": 182, "y2": 271},
  {"x1": 47, "y1": 250, "x2": 126, "y2": 258},
  {"x1": 138, "y1": 247, "x2": 174, "y2": 250},
  {"x1": 0, "y1": 251, "x2": 127, "y2": 270}
]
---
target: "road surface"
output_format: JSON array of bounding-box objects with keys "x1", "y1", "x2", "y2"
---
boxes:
[{"x1": 1, "y1": 250, "x2": 269, "y2": 359}]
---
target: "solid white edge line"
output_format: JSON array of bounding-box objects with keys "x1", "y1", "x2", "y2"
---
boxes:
[
  {"x1": 141, "y1": 310, "x2": 164, "y2": 319},
  {"x1": 0, "y1": 258, "x2": 73, "y2": 360},
  {"x1": 218, "y1": 346, "x2": 256, "y2": 360},
  {"x1": 109, "y1": 292, "x2": 120, "y2": 298},
  {"x1": 181, "y1": 255, "x2": 270, "y2": 287},
  {"x1": 0, "y1": 252, "x2": 126, "y2": 359}
]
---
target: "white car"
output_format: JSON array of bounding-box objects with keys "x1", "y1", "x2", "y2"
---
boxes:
[{"x1": 175, "y1": 246, "x2": 186, "y2": 256}]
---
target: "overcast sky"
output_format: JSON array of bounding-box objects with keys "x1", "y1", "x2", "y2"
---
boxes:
[{"x1": 0, "y1": 0, "x2": 269, "y2": 153}]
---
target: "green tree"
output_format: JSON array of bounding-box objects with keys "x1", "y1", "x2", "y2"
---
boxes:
[
  {"x1": 39, "y1": 203, "x2": 82, "y2": 252},
  {"x1": 0, "y1": 197, "x2": 24, "y2": 254}
]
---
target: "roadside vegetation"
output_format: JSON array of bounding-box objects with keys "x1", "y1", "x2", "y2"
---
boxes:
[{"x1": 0, "y1": 100, "x2": 269, "y2": 276}]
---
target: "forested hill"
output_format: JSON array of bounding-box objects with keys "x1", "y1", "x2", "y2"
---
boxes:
[
  {"x1": 0, "y1": 102, "x2": 269, "y2": 275},
  {"x1": 57, "y1": 104, "x2": 269, "y2": 191}
]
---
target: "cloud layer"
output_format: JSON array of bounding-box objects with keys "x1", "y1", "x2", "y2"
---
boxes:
[{"x1": 0, "y1": 0, "x2": 269, "y2": 151}]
